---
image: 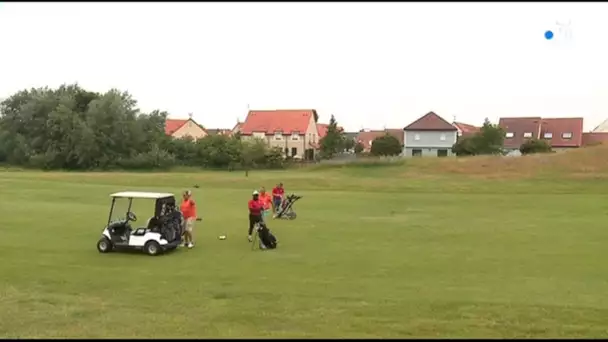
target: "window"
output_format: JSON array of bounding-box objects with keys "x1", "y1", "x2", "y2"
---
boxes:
[
  {"x1": 414, "y1": 134, "x2": 420, "y2": 141},
  {"x1": 505, "y1": 132, "x2": 514, "y2": 138},
  {"x1": 523, "y1": 132, "x2": 532, "y2": 138},
  {"x1": 440, "y1": 133, "x2": 446, "y2": 141},
  {"x1": 274, "y1": 131, "x2": 283, "y2": 140},
  {"x1": 562, "y1": 132, "x2": 573, "y2": 139},
  {"x1": 544, "y1": 132, "x2": 553, "y2": 139},
  {"x1": 291, "y1": 132, "x2": 299, "y2": 140},
  {"x1": 253, "y1": 132, "x2": 265, "y2": 139},
  {"x1": 437, "y1": 149, "x2": 448, "y2": 157},
  {"x1": 291, "y1": 147, "x2": 298, "y2": 157},
  {"x1": 412, "y1": 149, "x2": 422, "y2": 157}
]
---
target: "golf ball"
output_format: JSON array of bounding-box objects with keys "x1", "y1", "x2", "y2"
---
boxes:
[{"x1": 218, "y1": 235, "x2": 226, "y2": 240}]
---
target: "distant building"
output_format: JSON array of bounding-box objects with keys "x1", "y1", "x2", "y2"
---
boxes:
[
  {"x1": 403, "y1": 112, "x2": 458, "y2": 157},
  {"x1": 165, "y1": 117, "x2": 207, "y2": 140}
]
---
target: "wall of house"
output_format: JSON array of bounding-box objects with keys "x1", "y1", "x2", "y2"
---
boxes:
[
  {"x1": 265, "y1": 116, "x2": 318, "y2": 158},
  {"x1": 403, "y1": 147, "x2": 454, "y2": 157},
  {"x1": 403, "y1": 130, "x2": 457, "y2": 157},
  {"x1": 242, "y1": 116, "x2": 319, "y2": 159},
  {"x1": 172, "y1": 120, "x2": 207, "y2": 140}
]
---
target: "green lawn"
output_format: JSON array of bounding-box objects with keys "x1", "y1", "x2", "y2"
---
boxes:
[{"x1": 1, "y1": 168, "x2": 608, "y2": 338}]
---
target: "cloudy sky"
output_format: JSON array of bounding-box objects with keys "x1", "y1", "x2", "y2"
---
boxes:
[{"x1": 0, "y1": 2, "x2": 606, "y2": 131}]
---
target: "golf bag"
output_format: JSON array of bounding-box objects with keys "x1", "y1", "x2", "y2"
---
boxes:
[
  {"x1": 255, "y1": 222, "x2": 277, "y2": 250},
  {"x1": 275, "y1": 194, "x2": 302, "y2": 220}
]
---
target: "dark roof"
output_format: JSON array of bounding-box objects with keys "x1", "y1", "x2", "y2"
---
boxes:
[
  {"x1": 404, "y1": 112, "x2": 457, "y2": 131},
  {"x1": 498, "y1": 117, "x2": 542, "y2": 149},
  {"x1": 499, "y1": 117, "x2": 584, "y2": 149},
  {"x1": 541, "y1": 118, "x2": 583, "y2": 147}
]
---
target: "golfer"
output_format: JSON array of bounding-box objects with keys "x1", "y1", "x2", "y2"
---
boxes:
[
  {"x1": 248, "y1": 190, "x2": 264, "y2": 242},
  {"x1": 259, "y1": 187, "x2": 272, "y2": 221},
  {"x1": 181, "y1": 190, "x2": 197, "y2": 249},
  {"x1": 271, "y1": 182, "x2": 285, "y2": 213}
]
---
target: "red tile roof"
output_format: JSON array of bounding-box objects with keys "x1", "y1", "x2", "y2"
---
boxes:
[
  {"x1": 165, "y1": 119, "x2": 189, "y2": 135},
  {"x1": 453, "y1": 122, "x2": 480, "y2": 136},
  {"x1": 316, "y1": 123, "x2": 344, "y2": 139},
  {"x1": 404, "y1": 112, "x2": 458, "y2": 131},
  {"x1": 240, "y1": 109, "x2": 314, "y2": 135},
  {"x1": 582, "y1": 132, "x2": 608, "y2": 146},
  {"x1": 499, "y1": 117, "x2": 584, "y2": 149},
  {"x1": 498, "y1": 117, "x2": 542, "y2": 149},
  {"x1": 355, "y1": 129, "x2": 403, "y2": 152},
  {"x1": 540, "y1": 118, "x2": 583, "y2": 147}
]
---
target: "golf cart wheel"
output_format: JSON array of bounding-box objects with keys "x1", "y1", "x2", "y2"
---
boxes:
[
  {"x1": 144, "y1": 241, "x2": 162, "y2": 256},
  {"x1": 97, "y1": 237, "x2": 113, "y2": 253}
]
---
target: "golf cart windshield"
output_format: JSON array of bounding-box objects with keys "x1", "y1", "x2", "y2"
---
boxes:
[{"x1": 108, "y1": 192, "x2": 176, "y2": 225}]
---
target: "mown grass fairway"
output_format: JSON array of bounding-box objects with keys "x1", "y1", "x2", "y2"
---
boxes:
[{"x1": 1, "y1": 155, "x2": 608, "y2": 338}]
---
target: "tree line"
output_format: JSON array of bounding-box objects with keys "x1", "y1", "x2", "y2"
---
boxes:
[
  {"x1": 0, "y1": 84, "x2": 295, "y2": 170},
  {"x1": 0, "y1": 84, "x2": 370, "y2": 171}
]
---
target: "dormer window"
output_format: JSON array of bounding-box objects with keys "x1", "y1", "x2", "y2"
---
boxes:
[
  {"x1": 562, "y1": 132, "x2": 572, "y2": 139},
  {"x1": 505, "y1": 132, "x2": 514, "y2": 138},
  {"x1": 274, "y1": 131, "x2": 283, "y2": 140},
  {"x1": 544, "y1": 132, "x2": 553, "y2": 139},
  {"x1": 523, "y1": 132, "x2": 532, "y2": 138},
  {"x1": 291, "y1": 132, "x2": 300, "y2": 140}
]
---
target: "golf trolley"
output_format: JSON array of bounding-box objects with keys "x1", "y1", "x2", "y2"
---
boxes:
[
  {"x1": 96, "y1": 192, "x2": 183, "y2": 256},
  {"x1": 274, "y1": 194, "x2": 302, "y2": 220}
]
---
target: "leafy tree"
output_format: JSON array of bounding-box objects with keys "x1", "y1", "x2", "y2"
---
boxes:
[
  {"x1": 0, "y1": 84, "x2": 287, "y2": 171},
  {"x1": 241, "y1": 138, "x2": 267, "y2": 175},
  {"x1": 520, "y1": 138, "x2": 552, "y2": 155},
  {"x1": 354, "y1": 142, "x2": 364, "y2": 154},
  {"x1": 452, "y1": 136, "x2": 477, "y2": 156},
  {"x1": 452, "y1": 118, "x2": 505, "y2": 156},
  {"x1": 319, "y1": 115, "x2": 345, "y2": 159},
  {"x1": 313, "y1": 110, "x2": 319, "y2": 123},
  {"x1": 343, "y1": 137, "x2": 355, "y2": 152},
  {"x1": 370, "y1": 134, "x2": 402, "y2": 156}
]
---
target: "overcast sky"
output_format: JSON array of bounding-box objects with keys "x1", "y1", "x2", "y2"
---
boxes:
[{"x1": 0, "y1": 2, "x2": 606, "y2": 131}]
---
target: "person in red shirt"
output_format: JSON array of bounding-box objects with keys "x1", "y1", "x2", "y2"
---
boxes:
[
  {"x1": 271, "y1": 183, "x2": 285, "y2": 213},
  {"x1": 180, "y1": 190, "x2": 197, "y2": 249},
  {"x1": 248, "y1": 190, "x2": 264, "y2": 242}
]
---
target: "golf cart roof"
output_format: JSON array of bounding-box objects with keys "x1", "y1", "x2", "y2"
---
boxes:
[{"x1": 110, "y1": 191, "x2": 175, "y2": 199}]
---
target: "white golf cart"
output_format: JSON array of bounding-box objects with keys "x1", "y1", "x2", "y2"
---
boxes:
[{"x1": 96, "y1": 191, "x2": 183, "y2": 256}]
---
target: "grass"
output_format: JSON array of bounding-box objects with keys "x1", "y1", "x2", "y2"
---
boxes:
[{"x1": 2, "y1": 147, "x2": 608, "y2": 338}]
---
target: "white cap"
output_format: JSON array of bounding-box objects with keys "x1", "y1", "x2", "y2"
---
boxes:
[{"x1": 252, "y1": 190, "x2": 259, "y2": 195}]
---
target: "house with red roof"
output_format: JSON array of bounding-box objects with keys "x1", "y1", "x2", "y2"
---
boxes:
[
  {"x1": 498, "y1": 117, "x2": 584, "y2": 152},
  {"x1": 403, "y1": 112, "x2": 458, "y2": 157},
  {"x1": 355, "y1": 129, "x2": 404, "y2": 153},
  {"x1": 165, "y1": 116, "x2": 207, "y2": 140},
  {"x1": 452, "y1": 121, "x2": 480, "y2": 138},
  {"x1": 582, "y1": 132, "x2": 608, "y2": 146},
  {"x1": 316, "y1": 123, "x2": 345, "y2": 140},
  {"x1": 239, "y1": 109, "x2": 320, "y2": 160}
]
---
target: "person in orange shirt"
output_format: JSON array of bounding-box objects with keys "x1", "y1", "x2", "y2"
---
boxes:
[
  {"x1": 180, "y1": 190, "x2": 197, "y2": 249},
  {"x1": 259, "y1": 187, "x2": 272, "y2": 221}
]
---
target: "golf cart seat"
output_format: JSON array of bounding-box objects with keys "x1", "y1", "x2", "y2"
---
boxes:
[{"x1": 146, "y1": 217, "x2": 161, "y2": 232}]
